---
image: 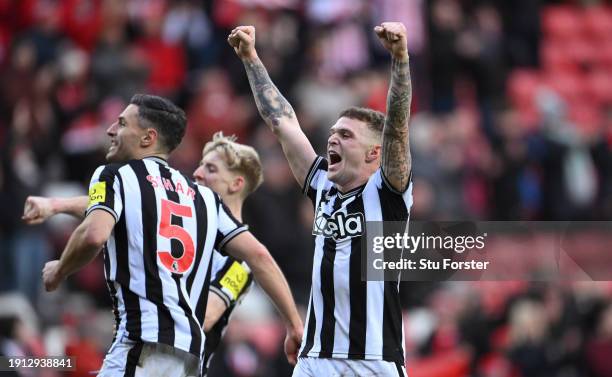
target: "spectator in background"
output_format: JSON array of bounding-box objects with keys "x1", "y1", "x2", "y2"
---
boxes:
[
  {"x1": 585, "y1": 302, "x2": 612, "y2": 377},
  {"x1": 90, "y1": 0, "x2": 147, "y2": 101},
  {"x1": 0, "y1": 294, "x2": 49, "y2": 377},
  {"x1": 163, "y1": 0, "x2": 214, "y2": 70},
  {"x1": 507, "y1": 299, "x2": 558, "y2": 377},
  {"x1": 428, "y1": 0, "x2": 462, "y2": 114},
  {"x1": 1, "y1": 1, "x2": 612, "y2": 376},
  {"x1": 133, "y1": 1, "x2": 186, "y2": 97}
]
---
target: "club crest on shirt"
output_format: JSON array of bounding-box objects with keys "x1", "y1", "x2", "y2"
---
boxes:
[{"x1": 312, "y1": 205, "x2": 364, "y2": 240}]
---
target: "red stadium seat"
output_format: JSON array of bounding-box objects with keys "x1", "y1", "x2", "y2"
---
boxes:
[
  {"x1": 584, "y1": 70, "x2": 612, "y2": 105},
  {"x1": 507, "y1": 70, "x2": 541, "y2": 107},
  {"x1": 507, "y1": 70, "x2": 543, "y2": 128},
  {"x1": 542, "y1": 6, "x2": 583, "y2": 41},
  {"x1": 566, "y1": 38, "x2": 598, "y2": 68},
  {"x1": 407, "y1": 350, "x2": 471, "y2": 377},
  {"x1": 541, "y1": 41, "x2": 577, "y2": 73},
  {"x1": 568, "y1": 100, "x2": 603, "y2": 136},
  {"x1": 594, "y1": 41, "x2": 612, "y2": 69},
  {"x1": 582, "y1": 6, "x2": 612, "y2": 41},
  {"x1": 542, "y1": 71, "x2": 585, "y2": 104}
]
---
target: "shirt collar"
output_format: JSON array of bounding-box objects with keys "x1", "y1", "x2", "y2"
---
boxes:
[{"x1": 143, "y1": 156, "x2": 169, "y2": 166}]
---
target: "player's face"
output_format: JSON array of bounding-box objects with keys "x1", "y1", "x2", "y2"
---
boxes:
[
  {"x1": 192, "y1": 150, "x2": 237, "y2": 199},
  {"x1": 327, "y1": 117, "x2": 375, "y2": 186},
  {"x1": 105, "y1": 104, "x2": 144, "y2": 162}
]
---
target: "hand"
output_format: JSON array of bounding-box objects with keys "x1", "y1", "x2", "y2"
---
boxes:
[
  {"x1": 374, "y1": 22, "x2": 409, "y2": 61},
  {"x1": 228, "y1": 26, "x2": 258, "y2": 61},
  {"x1": 42, "y1": 260, "x2": 64, "y2": 292},
  {"x1": 22, "y1": 196, "x2": 54, "y2": 225},
  {"x1": 284, "y1": 325, "x2": 303, "y2": 365}
]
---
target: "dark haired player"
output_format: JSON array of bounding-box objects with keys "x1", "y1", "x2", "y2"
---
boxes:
[{"x1": 38, "y1": 94, "x2": 302, "y2": 376}]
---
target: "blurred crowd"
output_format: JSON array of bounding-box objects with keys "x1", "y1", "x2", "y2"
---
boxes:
[{"x1": 0, "y1": 0, "x2": 611, "y2": 376}]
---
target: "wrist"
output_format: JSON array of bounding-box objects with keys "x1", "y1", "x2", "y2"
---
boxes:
[
  {"x1": 241, "y1": 51, "x2": 259, "y2": 63},
  {"x1": 49, "y1": 198, "x2": 60, "y2": 216},
  {"x1": 287, "y1": 317, "x2": 303, "y2": 335},
  {"x1": 55, "y1": 263, "x2": 69, "y2": 282},
  {"x1": 393, "y1": 52, "x2": 409, "y2": 63}
]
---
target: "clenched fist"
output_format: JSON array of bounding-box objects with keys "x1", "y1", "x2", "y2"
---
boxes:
[
  {"x1": 228, "y1": 26, "x2": 258, "y2": 61},
  {"x1": 374, "y1": 22, "x2": 409, "y2": 61},
  {"x1": 42, "y1": 260, "x2": 64, "y2": 292},
  {"x1": 22, "y1": 196, "x2": 55, "y2": 225},
  {"x1": 284, "y1": 325, "x2": 303, "y2": 365}
]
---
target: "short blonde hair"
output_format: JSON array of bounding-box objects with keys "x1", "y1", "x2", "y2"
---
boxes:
[{"x1": 202, "y1": 132, "x2": 264, "y2": 197}]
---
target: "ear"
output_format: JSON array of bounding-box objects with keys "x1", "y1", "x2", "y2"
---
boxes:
[
  {"x1": 365, "y1": 145, "x2": 381, "y2": 163},
  {"x1": 229, "y1": 175, "x2": 245, "y2": 195},
  {"x1": 141, "y1": 128, "x2": 158, "y2": 148}
]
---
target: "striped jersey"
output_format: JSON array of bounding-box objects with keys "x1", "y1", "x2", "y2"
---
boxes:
[
  {"x1": 299, "y1": 156, "x2": 413, "y2": 364},
  {"x1": 202, "y1": 252, "x2": 253, "y2": 373},
  {"x1": 86, "y1": 156, "x2": 247, "y2": 358}
]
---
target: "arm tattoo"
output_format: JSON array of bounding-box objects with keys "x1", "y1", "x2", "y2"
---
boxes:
[
  {"x1": 244, "y1": 59, "x2": 296, "y2": 130},
  {"x1": 382, "y1": 57, "x2": 412, "y2": 191}
]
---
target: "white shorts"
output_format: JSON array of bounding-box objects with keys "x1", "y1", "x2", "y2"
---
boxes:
[
  {"x1": 97, "y1": 334, "x2": 200, "y2": 377},
  {"x1": 292, "y1": 357, "x2": 408, "y2": 377}
]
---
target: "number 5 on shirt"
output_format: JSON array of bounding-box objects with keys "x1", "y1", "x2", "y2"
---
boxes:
[{"x1": 158, "y1": 199, "x2": 195, "y2": 274}]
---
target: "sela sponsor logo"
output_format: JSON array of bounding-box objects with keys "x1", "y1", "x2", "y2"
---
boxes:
[{"x1": 312, "y1": 206, "x2": 364, "y2": 240}]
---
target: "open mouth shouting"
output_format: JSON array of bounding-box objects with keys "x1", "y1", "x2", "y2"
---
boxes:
[{"x1": 328, "y1": 150, "x2": 342, "y2": 169}]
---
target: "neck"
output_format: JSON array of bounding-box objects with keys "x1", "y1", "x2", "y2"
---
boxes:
[
  {"x1": 334, "y1": 166, "x2": 377, "y2": 193},
  {"x1": 223, "y1": 195, "x2": 244, "y2": 222},
  {"x1": 136, "y1": 150, "x2": 169, "y2": 161},
  {"x1": 335, "y1": 179, "x2": 367, "y2": 194}
]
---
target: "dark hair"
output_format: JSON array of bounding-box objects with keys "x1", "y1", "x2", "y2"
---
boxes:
[
  {"x1": 129, "y1": 94, "x2": 187, "y2": 153},
  {"x1": 339, "y1": 106, "x2": 385, "y2": 136}
]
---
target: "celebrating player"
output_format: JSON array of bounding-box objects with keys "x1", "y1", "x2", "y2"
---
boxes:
[
  {"x1": 23, "y1": 132, "x2": 265, "y2": 375},
  {"x1": 229, "y1": 22, "x2": 413, "y2": 376},
  {"x1": 28, "y1": 94, "x2": 302, "y2": 376}
]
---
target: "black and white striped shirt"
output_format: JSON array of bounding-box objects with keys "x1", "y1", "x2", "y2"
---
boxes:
[
  {"x1": 299, "y1": 156, "x2": 413, "y2": 364},
  {"x1": 86, "y1": 156, "x2": 247, "y2": 358},
  {"x1": 202, "y1": 252, "x2": 253, "y2": 373}
]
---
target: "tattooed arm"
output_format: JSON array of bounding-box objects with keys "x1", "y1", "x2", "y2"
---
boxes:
[
  {"x1": 375, "y1": 22, "x2": 412, "y2": 192},
  {"x1": 228, "y1": 26, "x2": 316, "y2": 186}
]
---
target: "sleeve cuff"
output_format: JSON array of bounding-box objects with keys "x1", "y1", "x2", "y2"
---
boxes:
[
  {"x1": 302, "y1": 156, "x2": 324, "y2": 196},
  {"x1": 217, "y1": 226, "x2": 249, "y2": 251},
  {"x1": 209, "y1": 286, "x2": 232, "y2": 307},
  {"x1": 86, "y1": 205, "x2": 118, "y2": 223},
  {"x1": 380, "y1": 169, "x2": 412, "y2": 195}
]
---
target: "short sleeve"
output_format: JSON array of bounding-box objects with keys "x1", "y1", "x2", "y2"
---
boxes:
[
  {"x1": 214, "y1": 195, "x2": 248, "y2": 252},
  {"x1": 380, "y1": 166, "x2": 413, "y2": 195},
  {"x1": 86, "y1": 164, "x2": 123, "y2": 222},
  {"x1": 302, "y1": 156, "x2": 329, "y2": 205},
  {"x1": 372, "y1": 168, "x2": 414, "y2": 217}
]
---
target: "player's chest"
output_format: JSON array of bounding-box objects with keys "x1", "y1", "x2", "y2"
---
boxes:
[{"x1": 312, "y1": 194, "x2": 365, "y2": 243}]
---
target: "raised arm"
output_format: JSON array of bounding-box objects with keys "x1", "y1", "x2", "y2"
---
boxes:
[
  {"x1": 228, "y1": 26, "x2": 316, "y2": 186},
  {"x1": 22, "y1": 195, "x2": 88, "y2": 224},
  {"x1": 224, "y1": 231, "x2": 303, "y2": 365},
  {"x1": 375, "y1": 22, "x2": 413, "y2": 192}
]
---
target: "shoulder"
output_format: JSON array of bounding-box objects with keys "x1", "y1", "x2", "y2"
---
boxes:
[
  {"x1": 303, "y1": 156, "x2": 330, "y2": 194},
  {"x1": 91, "y1": 162, "x2": 129, "y2": 181},
  {"x1": 368, "y1": 168, "x2": 412, "y2": 194},
  {"x1": 193, "y1": 184, "x2": 220, "y2": 206}
]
